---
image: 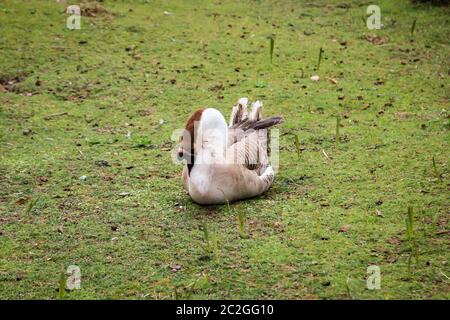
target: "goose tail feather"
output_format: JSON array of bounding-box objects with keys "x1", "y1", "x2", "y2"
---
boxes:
[{"x1": 253, "y1": 116, "x2": 283, "y2": 130}]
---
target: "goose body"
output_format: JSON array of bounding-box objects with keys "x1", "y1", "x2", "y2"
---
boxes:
[{"x1": 178, "y1": 98, "x2": 282, "y2": 205}]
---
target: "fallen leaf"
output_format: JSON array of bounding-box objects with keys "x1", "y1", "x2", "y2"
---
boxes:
[
  {"x1": 366, "y1": 34, "x2": 386, "y2": 45},
  {"x1": 15, "y1": 197, "x2": 30, "y2": 205},
  {"x1": 394, "y1": 111, "x2": 410, "y2": 119},
  {"x1": 385, "y1": 254, "x2": 398, "y2": 263},
  {"x1": 388, "y1": 237, "x2": 400, "y2": 245},
  {"x1": 170, "y1": 264, "x2": 181, "y2": 272},
  {"x1": 328, "y1": 77, "x2": 338, "y2": 84},
  {"x1": 339, "y1": 225, "x2": 351, "y2": 233}
]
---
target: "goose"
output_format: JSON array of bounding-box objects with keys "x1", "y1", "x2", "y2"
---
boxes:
[{"x1": 178, "y1": 98, "x2": 282, "y2": 205}]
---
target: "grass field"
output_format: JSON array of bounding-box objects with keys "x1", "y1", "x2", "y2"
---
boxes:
[{"x1": 0, "y1": 0, "x2": 449, "y2": 299}]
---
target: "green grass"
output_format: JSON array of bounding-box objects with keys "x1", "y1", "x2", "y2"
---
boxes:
[{"x1": 0, "y1": 0, "x2": 449, "y2": 299}]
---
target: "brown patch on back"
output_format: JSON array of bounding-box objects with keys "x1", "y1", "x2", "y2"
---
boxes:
[
  {"x1": 185, "y1": 108, "x2": 205, "y2": 145},
  {"x1": 184, "y1": 108, "x2": 204, "y2": 174}
]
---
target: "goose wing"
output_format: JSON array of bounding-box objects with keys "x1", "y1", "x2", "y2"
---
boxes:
[
  {"x1": 226, "y1": 99, "x2": 282, "y2": 173},
  {"x1": 226, "y1": 129, "x2": 269, "y2": 173},
  {"x1": 228, "y1": 99, "x2": 282, "y2": 146}
]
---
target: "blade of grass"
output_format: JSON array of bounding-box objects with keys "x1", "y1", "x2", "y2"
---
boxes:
[
  {"x1": 202, "y1": 222, "x2": 211, "y2": 256},
  {"x1": 294, "y1": 134, "x2": 301, "y2": 159},
  {"x1": 173, "y1": 285, "x2": 179, "y2": 300},
  {"x1": 406, "y1": 207, "x2": 414, "y2": 242},
  {"x1": 237, "y1": 210, "x2": 249, "y2": 239},
  {"x1": 405, "y1": 206, "x2": 419, "y2": 270},
  {"x1": 432, "y1": 156, "x2": 442, "y2": 181},
  {"x1": 411, "y1": 18, "x2": 417, "y2": 37},
  {"x1": 317, "y1": 47, "x2": 324, "y2": 70},
  {"x1": 315, "y1": 217, "x2": 321, "y2": 238},
  {"x1": 184, "y1": 279, "x2": 199, "y2": 300},
  {"x1": 212, "y1": 236, "x2": 220, "y2": 265},
  {"x1": 58, "y1": 271, "x2": 66, "y2": 300},
  {"x1": 269, "y1": 35, "x2": 275, "y2": 64},
  {"x1": 345, "y1": 276, "x2": 353, "y2": 299},
  {"x1": 335, "y1": 114, "x2": 341, "y2": 144},
  {"x1": 24, "y1": 197, "x2": 38, "y2": 215}
]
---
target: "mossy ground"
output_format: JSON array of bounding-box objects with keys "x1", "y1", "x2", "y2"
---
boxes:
[{"x1": 0, "y1": 0, "x2": 449, "y2": 299}]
